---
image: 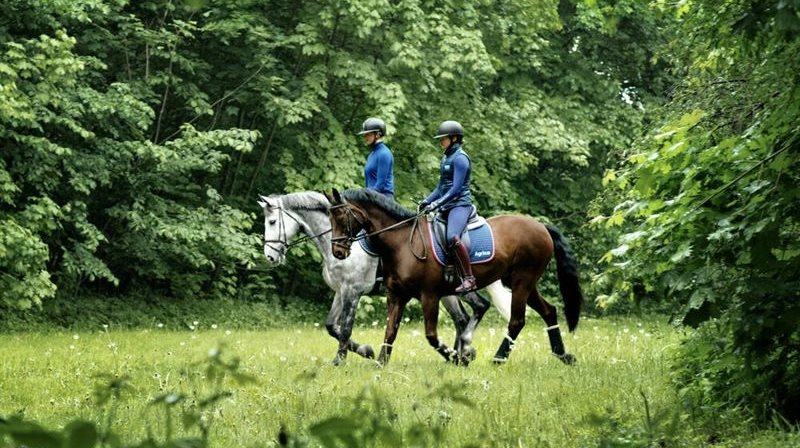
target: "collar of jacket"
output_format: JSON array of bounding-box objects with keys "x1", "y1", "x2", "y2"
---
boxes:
[{"x1": 444, "y1": 143, "x2": 462, "y2": 157}]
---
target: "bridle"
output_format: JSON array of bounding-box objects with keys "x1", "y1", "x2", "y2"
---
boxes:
[
  {"x1": 328, "y1": 200, "x2": 428, "y2": 261},
  {"x1": 263, "y1": 199, "x2": 331, "y2": 257},
  {"x1": 328, "y1": 201, "x2": 368, "y2": 255}
]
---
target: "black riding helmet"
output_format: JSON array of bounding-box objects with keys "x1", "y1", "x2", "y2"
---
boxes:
[
  {"x1": 358, "y1": 117, "x2": 386, "y2": 136},
  {"x1": 433, "y1": 120, "x2": 464, "y2": 139}
]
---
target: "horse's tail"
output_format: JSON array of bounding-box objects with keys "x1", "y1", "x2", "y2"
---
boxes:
[{"x1": 545, "y1": 224, "x2": 583, "y2": 332}]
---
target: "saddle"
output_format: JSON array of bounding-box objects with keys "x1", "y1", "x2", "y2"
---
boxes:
[
  {"x1": 431, "y1": 206, "x2": 482, "y2": 249},
  {"x1": 428, "y1": 206, "x2": 495, "y2": 267}
]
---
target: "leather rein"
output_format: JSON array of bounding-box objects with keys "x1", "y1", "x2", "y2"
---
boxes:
[{"x1": 328, "y1": 201, "x2": 428, "y2": 261}]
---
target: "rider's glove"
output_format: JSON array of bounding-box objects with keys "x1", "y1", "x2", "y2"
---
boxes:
[
  {"x1": 417, "y1": 201, "x2": 429, "y2": 214},
  {"x1": 422, "y1": 201, "x2": 439, "y2": 214}
]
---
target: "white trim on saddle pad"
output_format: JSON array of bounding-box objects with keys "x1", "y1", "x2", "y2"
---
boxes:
[
  {"x1": 357, "y1": 235, "x2": 380, "y2": 257},
  {"x1": 427, "y1": 220, "x2": 496, "y2": 266}
]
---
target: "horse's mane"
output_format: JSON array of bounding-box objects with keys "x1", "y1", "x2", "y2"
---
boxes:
[
  {"x1": 270, "y1": 191, "x2": 329, "y2": 212},
  {"x1": 341, "y1": 188, "x2": 415, "y2": 221}
]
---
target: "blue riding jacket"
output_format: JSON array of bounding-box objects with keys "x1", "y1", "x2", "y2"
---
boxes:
[
  {"x1": 364, "y1": 141, "x2": 394, "y2": 198},
  {"x1": 423, "y1": 143, "x2": 472, "y2": 211}
]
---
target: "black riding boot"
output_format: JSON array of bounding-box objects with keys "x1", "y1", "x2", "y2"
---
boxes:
[{"x1": 451, "y1": 236, "x2": 476, "y2": 293}]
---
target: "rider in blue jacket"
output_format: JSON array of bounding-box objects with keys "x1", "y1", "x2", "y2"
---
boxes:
[
  {"x1": 359, "y1": 117, "x2": 394, "y2": 287},
  {"x1": 359, "y1": 117, "x2": 394, "y2": 199},
  {"x1": 419, "y1": 120, "x2": 476, "y2": 293}
]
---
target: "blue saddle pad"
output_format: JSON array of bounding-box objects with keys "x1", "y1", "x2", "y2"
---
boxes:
[
  {"x1": 427, "y1": 221, "x2": 495, "y2": 266},
  {"x1": 357, "y1": 230, "x2": 379, "y2": 257}
]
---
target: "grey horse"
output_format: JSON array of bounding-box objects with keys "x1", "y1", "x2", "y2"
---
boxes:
[{"x1": 258, "y1": 191, "x2": 512, "y2": 365}]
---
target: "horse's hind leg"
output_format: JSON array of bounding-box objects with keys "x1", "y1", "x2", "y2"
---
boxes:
[
  {"x1": 527, "y1": 288, "x2": 576, "y2": 365},
  {"x1": 440, "y1": 295, "x2": 476, "y2": 361},
  {"x1": 456, "y1": 291, "x2": 490, "y2": 349},
  {"x1": 492, "y1": 279, "x2": 530, "y2": 364},
  {"x1": 485, "y1": 280, "x2": 511, "y2": 323}
]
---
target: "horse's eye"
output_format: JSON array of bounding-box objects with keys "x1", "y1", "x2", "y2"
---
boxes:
[{"x1": 268, "y1": 219, "x2": 277, "y2": 225}]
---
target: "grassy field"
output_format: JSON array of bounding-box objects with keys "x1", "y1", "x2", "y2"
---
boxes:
[{"x1": 1, "y1": 315, "x2": 796, "y2": 447}]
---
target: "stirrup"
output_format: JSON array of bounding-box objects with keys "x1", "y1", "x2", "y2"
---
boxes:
[{"x1": 455, "y1": 276, "x2": 477, "y2": 293}]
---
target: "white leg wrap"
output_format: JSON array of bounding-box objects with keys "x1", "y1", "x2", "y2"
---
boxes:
[{"x1": 505, "y1": 334, "x2": 516, "y2": 350}]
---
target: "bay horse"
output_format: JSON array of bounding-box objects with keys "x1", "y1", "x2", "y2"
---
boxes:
[
  {"x1": 326, "y1": 188, "x2": 583, "y2": 366},
  {"x1": 258, "y1": 191, "x2": 513, "y2": 365}
]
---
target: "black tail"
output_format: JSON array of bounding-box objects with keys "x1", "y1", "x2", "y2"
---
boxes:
[{"x1": 545, "y1": 224, "x2": 583, "y2": 332}]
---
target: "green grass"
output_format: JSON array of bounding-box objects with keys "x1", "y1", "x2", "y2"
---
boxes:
[{"x1": 1, "y1": 316, "x2": 797, "y2": 447}]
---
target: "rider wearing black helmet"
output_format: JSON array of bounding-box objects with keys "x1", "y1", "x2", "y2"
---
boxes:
[
  {"x1": 419, "y1": 120, "x2": 476, "y2": 293},
  {"x1": 359, "y1": 117, "x2": 394, "y2": 199}
]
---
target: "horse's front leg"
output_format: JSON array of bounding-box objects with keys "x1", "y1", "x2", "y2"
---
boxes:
[
  {"x1": 422, "y1": 292, "x2": 461, "y2": 365},
  {"x1": 325, "y1": 291, "x2": 347, "y2": 361},
  {"x1": 376, "y1": 290, "x2": 408, "y2": 367},
  {"x1": 331, "y1": 287, "x2": 374, "y2": 366}
]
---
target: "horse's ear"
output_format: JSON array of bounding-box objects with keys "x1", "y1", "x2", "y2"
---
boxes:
[
  {"x1": 332, "y1": 188, "x2": 342, "y2": 204},
  {"x1": 257, "y1": 195, "x2": 269, "y2": 209}
]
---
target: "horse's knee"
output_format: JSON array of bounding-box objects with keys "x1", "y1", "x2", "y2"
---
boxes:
[
  {"x1": 325, "y1": 323, "x2": 339, "y2": 338},
  {"x1": 509, "y1": 317, "x2": 525, "y2": 336}
]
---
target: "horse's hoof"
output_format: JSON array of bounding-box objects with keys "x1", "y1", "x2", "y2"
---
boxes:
[
  {"x1": 461, "y1": 345, "x2": 476, "y2": 362},
  {"x1": 492, "y1": 356, "x2": 508, "y2": 365},
  {"x1": 331, "y1": 354, "x2": 345, "y2": 366},
  {"x1": 374, "y1": 360, "x2": 385, "y2": 369},
  {"x1": 556, "y1": 352, "x2": 576, "y2": 365},
  {"x1": 357, "y1": 344, "x2": 375, "y2": 359}
]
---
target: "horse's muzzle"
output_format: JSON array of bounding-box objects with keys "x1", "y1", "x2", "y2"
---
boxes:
[
  {"x1": 331, "y1": 240, "x2": 351, "y2": 260},
  {"x1": 332, "y1": 247, "x2": 350, "y2": 260}
]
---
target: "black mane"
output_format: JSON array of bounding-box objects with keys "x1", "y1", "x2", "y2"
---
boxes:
[{"x1": 341, "y1": 188, "x2": 415, "y2": 221}]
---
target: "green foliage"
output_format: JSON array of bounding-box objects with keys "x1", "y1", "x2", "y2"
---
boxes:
[
  {"x1": 0, "y1": 346, "x2": 247, "y2": 448},
  {"x1": 0, "y1": 217, "x2": 55, "y2": 309},
  {"x1": 2, "y1": 0, "x2": 665, "y2": 311},
  {"x1": 673, "y1": 313, "x2": 800, "y2": 429},
  {"x1": 586, "y1": 391, "x2": 693, "y2": 448},
  {"x1": 297, "y1": 381, "x2": 475, "y2": 447},
  {"x1": 0, "y1": 292, "x2": 329, "y2": 333},
  {"x1": 593, "y1": 0, "x2": 800, "y2": 423},
  {"x1": 0, "y1": 4, "x2": 263, "y2": 305}
]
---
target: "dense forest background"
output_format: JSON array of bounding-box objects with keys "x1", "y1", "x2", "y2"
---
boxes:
[{"x1": 1, "y1": 0, "x2": 798, "y2": 430}]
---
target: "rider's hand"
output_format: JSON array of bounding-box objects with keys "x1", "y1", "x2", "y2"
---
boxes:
[
  {"x1": 422, "y1": 202, "x2": 438, "y2": 214},
  {"x1": 417, "y1": 201, "x2": 429, "y2": 214}
]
